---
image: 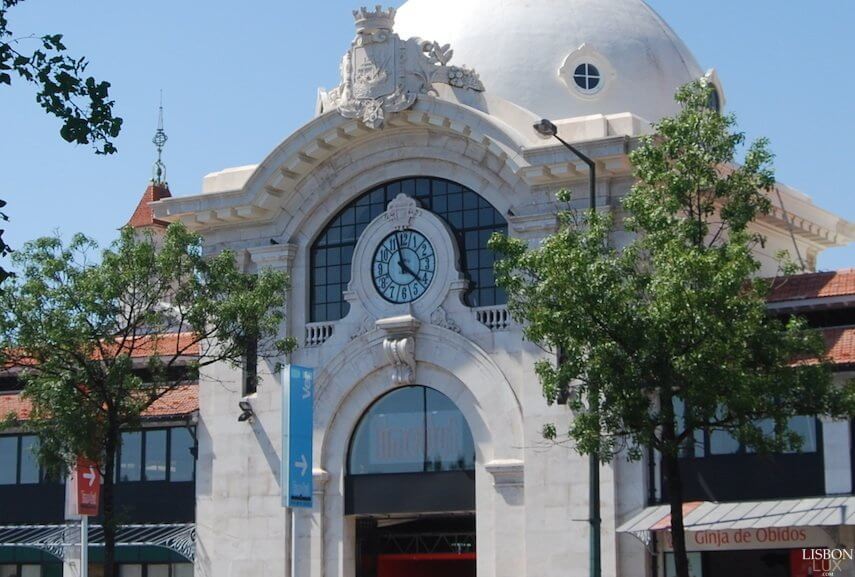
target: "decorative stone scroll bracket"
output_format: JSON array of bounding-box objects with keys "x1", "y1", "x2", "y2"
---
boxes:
[
  {"x1": 485, "y1": 459, "x2": 524, "y2": 488},
  {"x1": 377, "y1": 313, "x2": 421, "y2": 386}
]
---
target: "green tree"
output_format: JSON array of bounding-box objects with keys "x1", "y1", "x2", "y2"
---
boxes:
[
  {"x1": 0, "y1": 223, "x2": 294, "y2": 577},
  {"x1": 0, "y1": 198, "x2": 9, "y2": 283},
  {"x1": 489, "y1": 81, "x2": 853, "y2": 577},
  {"x1": 1, "y1": 0, "x2": 123, "y2": 282}
]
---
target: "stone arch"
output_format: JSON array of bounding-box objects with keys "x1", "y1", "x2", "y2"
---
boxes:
[
  {"x1": 280, "y1": 130, "x2": 525, "y2": 248},
  {"x1": 277, "y1": 128, "x2": 531, "y2": 334},
  {"x1": 296, "y1": 325, "x2": 523, "y2": 577},
  {"x1": 313, "y1": 325, "x2": 522, "y2": 468}
]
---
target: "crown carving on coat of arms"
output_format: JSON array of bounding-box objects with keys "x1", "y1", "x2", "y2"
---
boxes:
[{"x1": 353, "y1": 5, "x2": 396, "y2": 32}]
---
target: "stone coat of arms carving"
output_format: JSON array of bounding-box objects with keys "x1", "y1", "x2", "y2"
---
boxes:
[{"x1": 321, "y1": 6, "x2": 484, "y2": 129}]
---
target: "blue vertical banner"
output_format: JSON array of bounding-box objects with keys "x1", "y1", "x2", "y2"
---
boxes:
[{"x1": 282, "y1": 365, "x2": 314, "y2": 508}]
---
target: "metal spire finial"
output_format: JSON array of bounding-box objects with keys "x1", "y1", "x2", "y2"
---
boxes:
[{"x1": 152, "y1": 91, "x2": 168, "y2": 184}]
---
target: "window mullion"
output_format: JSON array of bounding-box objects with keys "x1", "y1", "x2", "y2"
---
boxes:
[
  {"x1": 16, "y1": 435, "x2": 22, "y2": 485},
  {"x1": 166, "y1": 428, "x2": 172, "y2": 483},
  {"x1": 141, "y1": 430, "x2": 147, "y2": 482}
]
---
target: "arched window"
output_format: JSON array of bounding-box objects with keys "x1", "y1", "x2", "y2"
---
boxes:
[
  {"x1": 310, "y1": 177, "x2": 508, "y2": 322},
  {"x1": 346, "y1": 386, "x2": 476, "y2": 515},
  {"x1": 349, "y1": 386, "x2": 475, "y2": 475}
]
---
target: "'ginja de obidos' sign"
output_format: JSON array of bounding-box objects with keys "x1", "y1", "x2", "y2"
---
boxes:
[{"x1": 660, "y1": 527, "x2": 833, "y2": 552}]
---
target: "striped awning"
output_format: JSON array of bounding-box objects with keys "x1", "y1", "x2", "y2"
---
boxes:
[{"x1": 618, "y1": 496, "x2": 855, "y2": 534}]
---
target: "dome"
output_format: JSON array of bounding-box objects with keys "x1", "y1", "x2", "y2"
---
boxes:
[{"x1": 394, "y1": 0, "x2": 708, "y2": 123}]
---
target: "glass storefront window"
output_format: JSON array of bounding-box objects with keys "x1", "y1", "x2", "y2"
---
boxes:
[
  {"x1": 425, "y1": 388, "x2": 475, "y2": 472},
  {"x1": 169, "y1": 428, "x2": 195, "y2": 482},
  {"x1": 0, "y1": 567, "x2": 42, "y2": 577},
  {"x1": 348, "y1": 386, "x2": 475, "y2": 475},
  {"x1": 146, "y1": 565, "x2": 169, "y2": 577},
  {"x1": 171, "y1": 565, "x2": 193, "y2": 577},
  {"x1": 784, "y1": 416, "x2": 817, "y2": 453},
  {"x1": 0, "y1": 436, "x2": 16, "y2": 484},
  {"x1": 144, "y1": 430, "x2": 167, "y2": 481},
  {"x1": 19, "y1": 435, "x2": 40, "y2": 484},
  {"x1": 118, "y1": 565, "x2": 142, "y2": 577},
  {"x1": 709, "y1": 429, "x2": 740, "y2": 455},
  {"x1": 120, "y1": 431, "x2": 142, "y2": 482}
]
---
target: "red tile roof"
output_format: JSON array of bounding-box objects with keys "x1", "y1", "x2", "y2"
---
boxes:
[
  {"x1": 1, "y1": 383, "x2": 199, "y2": 422},
  {"x1": 5, "y1": 333, "x2": 200, "y2": 368},
  {"x1": 127, "y1": 182, "x2": 172, "y2": 229},
  {"x1": 143, "y1": 384, "x2": 199, "y2": 418},
  {"x1": 99, "y1": 332, "x2": 201, "y2": 359},
  {"x1": 823, "y1": 327, "x2": 855, "y2": 367},
  {"x1": 768, "y1": 269, "x2": 855, "y2": 303}
]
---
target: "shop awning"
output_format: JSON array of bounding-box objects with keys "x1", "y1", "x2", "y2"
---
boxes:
[
  {"x1": 618, "y1": 496, "x2": 855, "y2": 534},
  {"x1": 0, "y1": 523, "x2": 195, "y2": 561}
]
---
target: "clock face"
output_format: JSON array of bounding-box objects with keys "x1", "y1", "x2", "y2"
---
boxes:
[{"x1": 372, "y1": 229, "x2": 436, "y2": 303}]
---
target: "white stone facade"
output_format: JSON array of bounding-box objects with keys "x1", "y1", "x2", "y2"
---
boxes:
[{"x1": 153, "y1": 3, "x2": 853, "y2": 577}]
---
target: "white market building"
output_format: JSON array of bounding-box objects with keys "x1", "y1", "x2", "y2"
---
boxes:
[{"x1": 133, "y1": 2, "x2": 855, "y2": 577}]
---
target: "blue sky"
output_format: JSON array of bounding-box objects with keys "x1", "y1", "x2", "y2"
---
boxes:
[{"x1": 1, "y1": 0, "x2": 852, "y2": 271}]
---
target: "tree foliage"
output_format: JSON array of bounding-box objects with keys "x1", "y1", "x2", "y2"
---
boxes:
[
  {"x1": 0, "y1": 0, "x2": 124, "y2": 283},
  {"x1": 490, "y1": 81, "x2": 854, "y2": 577},
  {"x1": 0, "y1": 198, "x2": 9, "y2": 284},
  {"x1": 0, "y1": 0, "x2": 122, "y2": 153},
  {"x1": 0, "y1": 223, "x2": 294, "y2": 577}
]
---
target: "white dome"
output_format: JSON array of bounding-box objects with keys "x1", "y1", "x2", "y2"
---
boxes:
[{"x1": 395, "y1": 0, "x2": 707, "y2": 123}]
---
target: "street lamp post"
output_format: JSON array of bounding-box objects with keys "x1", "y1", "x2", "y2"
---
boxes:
[{"x1": 533, "y1": 118, "x2": 601, "y2": 577}]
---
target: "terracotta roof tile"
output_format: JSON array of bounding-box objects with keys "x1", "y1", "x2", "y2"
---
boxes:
[
  {"x1": 1, "y1": 383, "x2": 199, "y2": 422},
  {"x1": 768, "y1": 269, "x2": 855, "y2": 303},
  {"x1": 7, "y1": 333, "x2": 200, "y2": 369},
  {"x1": 143, "y1": 384, "x2": 199, "y2": 418},
  {"x1": 823, "y1": 327, "x2": 855, "y2": 367},
  {"x1": 106, "y1": 332, "x2": 201, "y2": 359},
  {"x1": 127, "y1": 182, "x2": 172, "y2": 229}
]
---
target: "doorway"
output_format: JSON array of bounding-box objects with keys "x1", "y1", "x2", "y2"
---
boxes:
[{"x1": 355, "y1": 515, "x2": 476, "y2": 577}]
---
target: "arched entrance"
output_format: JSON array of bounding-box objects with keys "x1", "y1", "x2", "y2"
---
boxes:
[{"x1": 346, "y1": 386, "x2": 477, "y2": 577}]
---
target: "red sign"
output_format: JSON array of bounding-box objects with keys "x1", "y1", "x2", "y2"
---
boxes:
[{"x1": 75, "y1": 456, "x2": 101, "y2": 516}]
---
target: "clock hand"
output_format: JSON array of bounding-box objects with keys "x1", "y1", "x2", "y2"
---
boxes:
[
  {"x1": 400, "y1": 258, "x2": 419, "y2": 279},
  {"x1": 395, "y1": 232, "x2": 417, "y2": 276}
]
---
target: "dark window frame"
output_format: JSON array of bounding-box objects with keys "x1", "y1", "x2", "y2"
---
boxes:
[
  {"x1": 679, "y1": 416, "x2": 822, "y2": 459},
  {"x1": 309, "y1": 177, "x2": 508, "y2": 322},
  {"x1": 116, "y1": 427, "x2": 196, "y2": 484},
  {"x1": 573, "y1": 62, "x2": 601, "y2": 91},
  {"x1": 115, "y1": 562, "x2": 194, "y2": 577},
  {"x1": 0, "y1": 433, "x2": 48, "y2": 485}
]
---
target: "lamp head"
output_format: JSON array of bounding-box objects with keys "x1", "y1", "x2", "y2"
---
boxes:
[
  {"x1": 533, "y1": 119, "x2": 558, "y2": 138},
  {"x1": 238, "y1": 400, "x2": 254, "y2": 422}
]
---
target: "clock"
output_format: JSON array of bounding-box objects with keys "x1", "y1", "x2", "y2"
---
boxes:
[{"x1": 372, "y1": 229, "x2": 436, "y2": 303}]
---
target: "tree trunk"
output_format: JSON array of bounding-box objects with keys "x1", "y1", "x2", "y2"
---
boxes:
[
  {"x1": 102, "y1": 426, "x2": 118, "y2": 577},
  {"x1": 661, "y1": 446, "x2": 691, "y2": 577}
]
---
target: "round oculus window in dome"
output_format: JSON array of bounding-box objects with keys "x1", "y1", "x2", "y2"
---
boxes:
[{"x1": 573, "y1": 63, "x2": 602, "y2": 93}]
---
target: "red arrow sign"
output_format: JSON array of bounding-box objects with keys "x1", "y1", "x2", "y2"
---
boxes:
[{"x1": 75, "y1": 456, "x2": 101, "y2": 516}]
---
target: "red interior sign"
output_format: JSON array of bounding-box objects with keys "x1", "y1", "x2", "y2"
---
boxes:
[{"x1": 75, "y1": 456, "x2": 101, "y2": 516}]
